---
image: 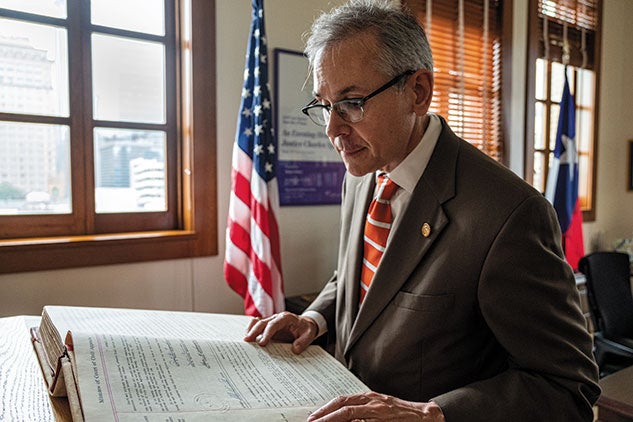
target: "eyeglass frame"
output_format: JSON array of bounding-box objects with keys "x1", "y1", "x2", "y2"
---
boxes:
[{"x1": 301, "y1": 69, "x2": 416, "y2": 126}]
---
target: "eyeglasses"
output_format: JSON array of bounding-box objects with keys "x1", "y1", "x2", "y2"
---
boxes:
[{"x1": 301, "y1": 70, "x2": 416, "y2": 127}]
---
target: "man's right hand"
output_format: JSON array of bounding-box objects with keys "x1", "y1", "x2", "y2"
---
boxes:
[{"x1": 243, "y1": 311, "x2": 319, "y2": 354}]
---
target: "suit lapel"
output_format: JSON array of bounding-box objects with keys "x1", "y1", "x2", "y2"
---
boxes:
[
  {"x1": 344, "y1": 119, "x2": 461, "y2": 356},
  {"x1": 339, "y1": 174, "x2": 374, "y2": 348}
]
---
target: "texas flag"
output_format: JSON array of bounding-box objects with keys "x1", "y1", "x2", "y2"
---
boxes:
[{"x1": 545, "y1": 69, "x2": 584, "y2": 271}]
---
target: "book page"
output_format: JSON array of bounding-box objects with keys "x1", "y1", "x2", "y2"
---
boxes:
[
  {"x1": 71, "y1": 332, "x2": 368, "y2": 421},
  {"x1": 38, "y1": 306, "x2": 253, "y2": 379},
  {"x1": 43, "y1": 306, "x2": 251, "y2": 343}
]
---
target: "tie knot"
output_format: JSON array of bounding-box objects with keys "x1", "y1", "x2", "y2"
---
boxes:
[{"x1": 376, "y1": 173, "x2": 398, "y2": 201}]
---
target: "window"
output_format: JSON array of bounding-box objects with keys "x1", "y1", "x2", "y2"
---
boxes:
[
  {"x1": 0, "y1": 0, "x2": 217, "y2": 273},
  {"x1": 404, "y1": 0, "x2": 505, "y2": 162},
  {"x1": 525, "y1": 0, "x2": 601, "y2": 220}
]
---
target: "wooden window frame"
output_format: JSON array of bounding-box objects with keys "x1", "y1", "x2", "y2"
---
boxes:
[
  {"x1": 0, "y1": 0, "x2": 217, "y2": 273},
  {"x1": 524, "y1": 0, "x2": 602, "y2": 222}
]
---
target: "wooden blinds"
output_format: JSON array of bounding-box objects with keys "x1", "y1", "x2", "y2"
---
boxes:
[
  {"x1": 405, "y1": 0, "x2": 503, "y2": 161},
  {"x1": 538, "y1": 0, "x2": 599, "y2": 68}
]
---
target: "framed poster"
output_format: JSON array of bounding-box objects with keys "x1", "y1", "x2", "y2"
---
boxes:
[{"x1": 274, "y1": 48, "x2": 345, "y2": 206}]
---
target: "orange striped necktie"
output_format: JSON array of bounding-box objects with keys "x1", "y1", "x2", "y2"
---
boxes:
[{"x1": 360, "y1": 173, "x2": 399, "y2": 303}]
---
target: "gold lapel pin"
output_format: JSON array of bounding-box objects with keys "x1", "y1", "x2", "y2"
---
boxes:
[{"x1": 421, "y1": 223, "x2": 431, "y2": 238}]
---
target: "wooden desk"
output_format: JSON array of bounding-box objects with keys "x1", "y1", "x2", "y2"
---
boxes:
[
  {"x1": 597, "y1": 365, "x2": 633, "y2": 421},
  {"x1": 0, "y1": 315, "x2": 71, "y2": 421}
]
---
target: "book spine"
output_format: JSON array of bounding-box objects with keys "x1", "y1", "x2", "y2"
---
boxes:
[{"x1": 61, "y1": 356, "x2": 84, "y2": 422}]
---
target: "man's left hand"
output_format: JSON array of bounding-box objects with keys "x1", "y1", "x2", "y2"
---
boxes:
[{"x1": 306, "y1": 391, "x2": 445, "y2": 421}]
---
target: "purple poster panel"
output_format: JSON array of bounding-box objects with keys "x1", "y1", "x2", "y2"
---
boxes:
[
  {"x1": 275, "y1": 49, "x2": 346, "y2": 206},
  {"x1": 278, "y1": 161, "x2": 345, "y2": 205}
]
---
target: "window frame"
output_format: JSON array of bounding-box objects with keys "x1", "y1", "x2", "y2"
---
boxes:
[
  {"x1": 0, "y1": 1, "x2": 179, "y2": 237},
  {"x1": 0, "y1": 0, "x2": 217, "y2": 273},
  {"x1": 524, "y1": 0, "x2": 602, "y2": 222}
]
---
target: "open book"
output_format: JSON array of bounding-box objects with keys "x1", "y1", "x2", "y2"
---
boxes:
[{"x1": 30, "y1": 306, "x2": 369, "y2": 421}]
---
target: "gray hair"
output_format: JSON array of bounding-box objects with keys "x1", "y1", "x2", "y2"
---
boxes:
[{"x1": 304, "y1": 0, "x2": 433, "y2": 78}]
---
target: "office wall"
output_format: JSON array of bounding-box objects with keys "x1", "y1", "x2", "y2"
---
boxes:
[
  {"x1": 583, "y1": 0, "x2": 633, "y2": 250},
  {"x1": 1, "y1": 0, "x2": 632, "y2": 317}
]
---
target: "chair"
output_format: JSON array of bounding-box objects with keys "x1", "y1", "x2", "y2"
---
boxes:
[{"x1": 578, "y1": 251, "x2": 633, "y2": 377}]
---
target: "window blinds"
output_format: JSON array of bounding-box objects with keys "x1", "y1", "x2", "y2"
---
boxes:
[
  {"x1": 538, "y1": 0, "x2": 599, "y2": 68},
  {"x1": 406, "y1": 0, "x2": 503, "y2": 161}
]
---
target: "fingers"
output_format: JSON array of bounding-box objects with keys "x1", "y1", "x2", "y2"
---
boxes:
[
  {"x1": 291, "y1": 317, "x2": 318, "y2": 354},
  {"x1": 242, "y1": 312, "x2": 295, "y2": 345},
  {"x1": 245, "y1": 316, "x2": 260, "y2": 332},
  {"x1": 243, "y1": 313, "x2": 318, "y2": 353},
  {"x1": 308, "y1": 394, "x2": 368, "y2": 421},
  {"x1": 243, "y1": 316, "x2": 264, "y2": 342},
  {"x1": 243, "y1": 314, "x2": 281, "y2": 344},
  {"x1": 291, "y1": 331, "x2": 311, "y2": 354},
  {"x1": 257, "y1": 313, "x2": 285, "y2": 346},
  {"x1": 307, "y1": 392, "x2": 439, "y2": 421}
]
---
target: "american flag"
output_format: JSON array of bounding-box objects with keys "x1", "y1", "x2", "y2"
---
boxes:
[{"x1": 224, "y1": 0, "x2": 285, "y2": 317}]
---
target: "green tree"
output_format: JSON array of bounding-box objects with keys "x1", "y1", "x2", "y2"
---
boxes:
[{"x1": 0, "y1": 182, "x2": 26, "y2": 200}]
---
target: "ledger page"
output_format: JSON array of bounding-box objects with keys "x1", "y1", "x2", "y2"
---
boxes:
[
  {"x1": 71, "y1": 332, "x2": 368, "y2": 421},
  {"x1": 43, "y1": 306, "x2": 252, "y2": 343}
]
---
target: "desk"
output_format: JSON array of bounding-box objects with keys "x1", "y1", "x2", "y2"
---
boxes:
[
  {"x1": 597, "y1": 365, "x2": 633, "y2": 421},
  {"x1": 0, "y1": 315, "x2": 71, "y2": 421},
  {"x1": 1, "y1": 314, "x2": 622, "y2": 421}
]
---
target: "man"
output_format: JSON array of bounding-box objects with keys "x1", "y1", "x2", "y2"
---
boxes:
[{"x1": 245, "y1": 1, "x2": 600, "y2": 420}]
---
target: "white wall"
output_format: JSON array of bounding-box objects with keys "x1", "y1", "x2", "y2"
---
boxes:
[
  {"x1": 583, "y1": 0, "x2": 633, "y2": 250},
  {"x1": 1, "y1": 0, "x2": 633, "y2": 317},
  {"x1": 506, "y1": 0, "x2": 528, "y2": 175}
]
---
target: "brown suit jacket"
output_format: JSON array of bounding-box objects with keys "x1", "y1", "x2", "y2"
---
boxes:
[{"x1": 306, "y1": 118, "x2": 600, "y2": 421}]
